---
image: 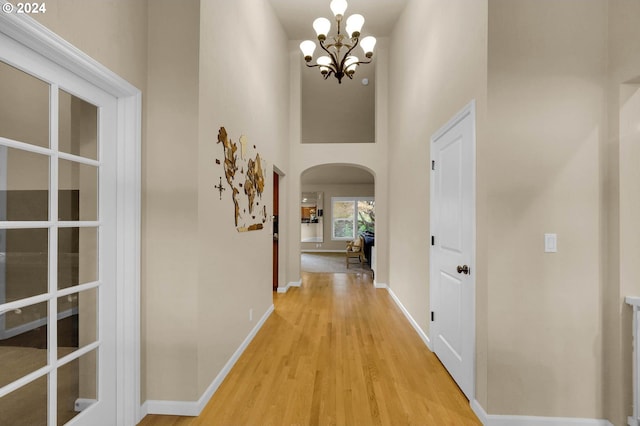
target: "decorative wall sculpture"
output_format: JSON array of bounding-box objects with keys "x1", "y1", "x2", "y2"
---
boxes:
[{"x1": 216, "y1": 126, "x2": 267, "y2": 232}]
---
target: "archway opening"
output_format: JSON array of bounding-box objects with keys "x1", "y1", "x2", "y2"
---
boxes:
[{"x1": 299, "y1": 164, "x2": 376, "y2": 276}]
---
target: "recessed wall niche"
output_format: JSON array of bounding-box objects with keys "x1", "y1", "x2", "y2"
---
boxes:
[{"x1": 300, "y1": 62, "x2": 375, "y2": 144}]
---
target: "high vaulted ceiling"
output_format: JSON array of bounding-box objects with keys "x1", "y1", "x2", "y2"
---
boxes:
[
  {"x1": 269, "y1": 0, "x2": 408, "y2": 40},
  {"x1": 270, "y1": 0, "x2": 402, "y2": 186}
]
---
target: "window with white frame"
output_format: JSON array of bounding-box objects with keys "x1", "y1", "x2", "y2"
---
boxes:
[{"x1": 331, "y1": 197, "x2": 375, "y2": 240}]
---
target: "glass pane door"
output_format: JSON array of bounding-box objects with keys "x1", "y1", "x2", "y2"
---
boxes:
[{"x1": 0, "y1": 45, "x2": 117, "y2": 426}]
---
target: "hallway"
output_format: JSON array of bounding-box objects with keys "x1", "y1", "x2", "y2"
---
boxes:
[{"x1": 140, "y1": 272, "x2": 480, "y2": 425}]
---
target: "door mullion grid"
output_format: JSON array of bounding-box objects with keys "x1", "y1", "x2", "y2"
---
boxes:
[{"x1": 48, "y1": 83, "x2": 59, "y2": 426}]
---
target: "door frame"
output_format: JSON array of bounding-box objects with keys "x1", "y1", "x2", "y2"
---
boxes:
[
  {"x1": 273, "y1": 170, "x2": 279, "y2": 291},
  {"x1": 0, "y1": 8, "x2": 142, "y2": 424},
  {"x1": 429, "y1": 100, "x2": 476, "y2": 401}
]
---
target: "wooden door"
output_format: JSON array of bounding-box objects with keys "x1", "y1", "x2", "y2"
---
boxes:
[{"x1": 272, "y1": 171, "x2": 279, "y2": 291}]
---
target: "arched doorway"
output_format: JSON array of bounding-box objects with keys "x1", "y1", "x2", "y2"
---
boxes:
[{"x1": 299, "y1": 164, "x2": 375, "y2": 276}]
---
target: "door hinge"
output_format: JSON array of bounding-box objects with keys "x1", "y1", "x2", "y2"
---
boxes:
[
  {"x1": 431, "y1": 311, "x2": 435, "y2": 322},
  {"x1": 431, "y1": 160, "x2": 435, "y2": 171},
  {"x1": 431, "y1": 235, "x2": 435, "y2": 246}
]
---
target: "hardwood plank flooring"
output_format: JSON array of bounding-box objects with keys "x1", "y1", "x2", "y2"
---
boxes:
[{"x1": 139, "y1": 272, "x2": 480, "y2": 426}]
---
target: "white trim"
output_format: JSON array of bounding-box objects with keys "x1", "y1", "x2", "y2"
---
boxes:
[
  {"x1": 0, "y1": 8, "x2": 142, "y2": 425},
  {"x1": 471, "y1": 400, "x2": 613, "y2": 426},
  {"x1": 140, "y1": 401, "x2": 149, "y2": 420},
  {"x1": 471, "y1": 400, "x2": 489, "y2": 424},
  {"x1": 0, "y1": 306, "x2": 78, "y2": 340},
  {"x1": 373, "y1": 281, "x2": 387, "y2": 289},
  {"x1": 145, "y1": 399, "x2": 199, "y2": 417},
  {"x1": 0, "y1": 5, "x2": 138, "y2": 97},
  {"x1": 300, "y1": 249, "x2": 344, "y2": 253},
  {"x1": 278, "y1": 280, "x2": 302, "y2": 293},
  {"x1": 385, "y1": 286, "x2": 432, "y2": 351},
  {"x1": 329, "y1": 196, "x2": 374, "y2": 241},
  {"x1": 118, "y1": 92, "x2": 143, "y2": 425},
  {"x1": 627, "y1": 297, "x2": 640, "y2": 426},
  {"x1": 74, "y1": 398, "x2": 97, "y2": 413},
  {"x1": 145, "y1": 305, "x2": 275, "y2": 417}
]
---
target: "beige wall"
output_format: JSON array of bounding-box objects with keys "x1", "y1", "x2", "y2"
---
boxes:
[
  {"x1": 301, "y1": 63, "x2": 375, "y2": 144},
  {"x1": 33, "y1": 0, "x2": 148, "y2": 92},
  {"x1": 387, "y1": 0, "x2": 640, "y2": 422},
  {"x1": 386, "y1": 0, "x2": 489, "y2": 405},
  {"x1": 486, "y1": 0, "x2": 607, "y2": 417},
  {"x1": 286, "y1": 37, "x2": 390, "y2": 288},
  {"x1": 31, "y1": 0, "x2": 291, "y2": 407},
  {"x1": 144, "y1": 0, "x2": 200, "y2": 401},
  {"x1": 605, "y1": 1, "x2": 640, "y2": 423},
  {"x1": 300, "y1": 183, "x2": 375, "y2": 252},
  {"x1": 25, "y1": 0, "x2": 640, "y2": 422},
  {"x1": 196, "y1": 0, "x2": 289, "y2": 395}
]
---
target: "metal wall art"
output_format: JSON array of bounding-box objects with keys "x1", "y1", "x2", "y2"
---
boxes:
[{"x1": 216, "y1": 126, "x2": 267, "y2": 232}]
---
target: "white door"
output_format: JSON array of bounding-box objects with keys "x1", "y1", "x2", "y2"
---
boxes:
[
  {"x1": 429, "y1": 101, "x2": 476, "y2": 400},
  {"x1": 0, "y1": 31, "x2": 118, "y2": 425}
]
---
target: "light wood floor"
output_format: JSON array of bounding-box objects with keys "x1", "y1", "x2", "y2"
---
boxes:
[{"x1": 139, "y1": 272, "x2": 481, "y2": 426}]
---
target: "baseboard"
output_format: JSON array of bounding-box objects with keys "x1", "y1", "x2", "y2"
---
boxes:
[
  {"x1": 630, "y1": 416, "x2": 639, "y2": 426},
  {"x1": 300, "y1": 249, "x2": 343, "y2": 253},
  {"x1": 373, "y1": 280, "x2": 387, "y2": 289},
  {"x1": 74, "y1": 398, "x2": 96, "y2": 412},
  {"x1": 471, "y1": 400, "x2": 488, "y2": 424},
  {"x1": 471, "y1": 399, "x2": 613, "y2": 426},
  {"x1": 277, "y1": 280, "x2": 302, "y2": 293},
  {"x1": 144, "y1": 304, "x2": 275, "y2": 417},
  {"x1": 139, "y1": 400, "x2": 148, "y2": 422},
  {"x1": 385, "y1": 286, "x2": 432, "y2": 351},
  {"x1": 145, "y1": 399, "x2": 198, "y2": 416}
]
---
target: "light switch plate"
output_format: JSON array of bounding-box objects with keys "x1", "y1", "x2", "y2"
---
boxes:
[{"x1": 544, "y1": 233, "x2": 557, "y2": 253}]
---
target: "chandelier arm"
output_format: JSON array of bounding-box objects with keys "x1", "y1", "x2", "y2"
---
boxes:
[
  {"x1": 300, "y1": 3, "x2": 374, "y2": 83},
  {"x1": 318, "y1": 38, "x2": 341, "y2": 71},
  {"x1": 304, "y1": 62, "x2": 337, "y2": 74},
  {"x1": 342, "y1": 36, "x2": 361, "y2": 67},
  {"x1": 353, "y1": 58, "x2": 373, "y2": 66}
]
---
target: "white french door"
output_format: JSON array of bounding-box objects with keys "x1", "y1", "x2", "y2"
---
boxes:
[
  {"x1": 429, "y1": 101, "x2": 476, "y2": 400},
  {"x1": 0, "y1": 30, "x2": 118, "y2": 425}
]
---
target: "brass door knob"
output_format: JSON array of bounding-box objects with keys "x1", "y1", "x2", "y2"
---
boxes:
[{"x1": 457, "y1": 265, "x2": 470, "y2": 275}]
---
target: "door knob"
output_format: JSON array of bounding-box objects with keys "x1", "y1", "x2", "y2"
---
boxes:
[{"x1": 457, "y1": 265, "x2": 470, "y2": 275}]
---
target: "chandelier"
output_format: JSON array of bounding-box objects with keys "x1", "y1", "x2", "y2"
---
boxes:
[{"x1": 299, "y1": 0, "x2": 377, "y2": 84}]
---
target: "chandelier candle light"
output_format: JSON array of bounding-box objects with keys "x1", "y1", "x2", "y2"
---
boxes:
[{"x1": 299, "y1": 0, "x2": 377, "y2": 84}]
